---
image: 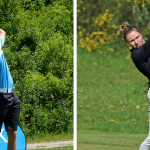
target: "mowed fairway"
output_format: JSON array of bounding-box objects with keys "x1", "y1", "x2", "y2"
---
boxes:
[
  {"x1": 77, "y1": 130, "x2": 148, "y2": 150},
  {"x1": 77, "y1": 45, "x2": 150, "y2": 149}
]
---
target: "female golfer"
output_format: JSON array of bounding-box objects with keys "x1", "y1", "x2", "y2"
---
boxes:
[{"x1": 120, "y1": 22, "x2": 150, "y2": 150}]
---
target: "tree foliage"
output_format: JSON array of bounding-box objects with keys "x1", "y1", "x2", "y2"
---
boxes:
[
  {"x1": 1, "y1": 0, "x2": 73, "y2": 136},
  {"x1": 77, "y1": 0, "x2": 150, "y2": 52}
]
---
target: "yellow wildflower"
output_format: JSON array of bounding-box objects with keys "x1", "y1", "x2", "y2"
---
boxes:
[
  {"x1": 125, "y1": 55, "x2": 130, "y2": 59},
  {"x1": 111, "y1": 119, "x2": 115, "y2": 122},
  {"x1": 79, "y1": 31, "x2": 82, "y2": 36},
  {"x1": 116, "y1": 30, "x2": 120, "y2": 36},
  {"x1": 95, "y1": 20, "x2": 98, "y2": 24},
  {"x1": 141, "y1": 4, "x2": 145, "y2": 8},
  {"x1": 107, "y1": 48, "x2": 114, "y2": 52}
]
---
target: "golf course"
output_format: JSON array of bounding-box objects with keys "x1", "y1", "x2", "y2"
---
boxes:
[
  {"x1": 77, "y1": 44, "x2": 150, "y2": 149},
  {"x1": 77, "y1": 0, "x2": 150, "y2": 149}
]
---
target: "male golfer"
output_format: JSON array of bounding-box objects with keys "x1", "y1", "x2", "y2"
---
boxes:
[{"x1": 0, "y1": 29, "x2": 20, "y2": 150}]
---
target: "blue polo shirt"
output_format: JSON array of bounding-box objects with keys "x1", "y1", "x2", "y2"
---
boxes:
[{"x1": 0, "y1": 37, "x2": 13, "y2": 89}]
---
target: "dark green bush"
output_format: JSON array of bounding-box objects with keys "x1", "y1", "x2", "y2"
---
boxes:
[{"x1": 18, "y1": 71, "x2": 73, "y2": 136}]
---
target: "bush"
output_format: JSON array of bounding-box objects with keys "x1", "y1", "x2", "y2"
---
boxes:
[
  {"x1": 133, "y1": 2, "x2": 150, "y2": 38},
  {"x1": 18, "y1": 71, "x2": 73, "y2": 136},
  {"x1": 77, "y1": 0, "x2": 150, "y2": 52},
  {"x1": 1, "y1": 0, "x2": 73, "y2": 136}
]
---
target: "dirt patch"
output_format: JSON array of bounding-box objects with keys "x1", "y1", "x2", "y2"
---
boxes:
[{"x1": 27, "y1": 141, "x2": 73, "y2": 149}]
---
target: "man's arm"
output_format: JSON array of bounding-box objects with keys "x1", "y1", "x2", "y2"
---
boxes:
[{"x1": 0, "y1": 29, "x2": 6, "y2": 42}]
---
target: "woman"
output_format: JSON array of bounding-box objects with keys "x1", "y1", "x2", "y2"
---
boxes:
[{"x1": 120, "y1": 22, "x2": 150, "y2": 150}]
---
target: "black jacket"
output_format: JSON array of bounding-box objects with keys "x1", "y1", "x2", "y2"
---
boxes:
[{"x1": 130, "y1": 37, "x2": 150, "y2": 86}]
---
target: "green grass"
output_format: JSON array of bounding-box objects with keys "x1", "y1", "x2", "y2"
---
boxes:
[
  {"x1": 29, "y1": 146, "x2": 73, "y2": 150},
  {"x1": 77, "y1": 43, "x2": 150, "y2": 148},
  {"x1": 77, "y1": 45, "x2": 149, "y2": 133},
  {"x1": 77, "y1": 130, "x2": 147, "y2": 150},
  {"x1": 26, "y1": 132, "x2": 73, "y2": 143}
]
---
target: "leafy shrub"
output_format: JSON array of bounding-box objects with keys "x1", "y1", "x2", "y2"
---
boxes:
[
  {"x1": 77, "y1": 0, "x2": 150, "y2": 52},
  {"x1": 78, "y1": 9, "x2": 119, "y2": 52},
  {"x1": 20, "y1": 0, "x2": 45, "y2": 11},
  {"x1": 18, "y1": 71, "x2": 73, "y2": 136},
  {"x1": 1, "y1": 0, "x2": 73, "y2": 136},
  {"x1": 133, "y1": 2, "x2": 150, "y2": 38}
]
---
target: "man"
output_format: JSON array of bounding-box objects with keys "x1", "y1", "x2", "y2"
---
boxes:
[{"x1": 0, "y1": 29, "x2": 20, "y2": 150}]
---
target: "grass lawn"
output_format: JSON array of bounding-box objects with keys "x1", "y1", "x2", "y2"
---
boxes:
[
  {"x1": 78, "y1": 130, "x2": 147, "y2": 150},
  {"x1": 77, "y1": 42, "x2": 150, "y2": 149},
  {"x1": 26, "y1": 132, "x2": 73, "y2": 144},
  {"x1": 77, "y1": 45, "x2": 149, "y2": 133}
]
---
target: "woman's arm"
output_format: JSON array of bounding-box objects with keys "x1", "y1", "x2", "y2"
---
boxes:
[
  {"x1": 143, "y1": 37, "x2": 150, "y2": 57},
  {"x1": 131, "y1": 48, "x2": 149, "y2": 77}
]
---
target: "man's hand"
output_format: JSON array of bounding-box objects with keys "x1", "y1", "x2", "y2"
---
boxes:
[{"x1": 0, "y1": 29, "x2": 6, "y2": 42}]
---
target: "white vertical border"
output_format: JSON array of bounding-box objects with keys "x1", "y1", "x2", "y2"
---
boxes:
[{"x1": 73, "y1": 0, "x2": 77, "y2": 150}]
